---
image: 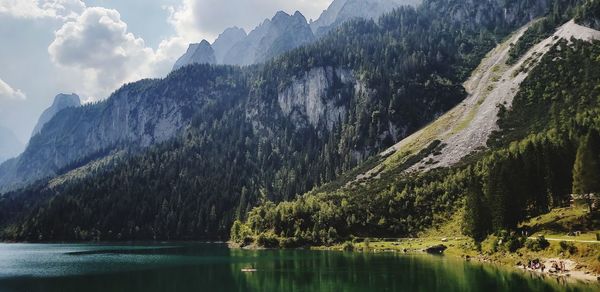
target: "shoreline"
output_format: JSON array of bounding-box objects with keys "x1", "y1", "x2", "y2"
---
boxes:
[{"x1": 231, "y1": 239, "x2": 600, "y2": 285}]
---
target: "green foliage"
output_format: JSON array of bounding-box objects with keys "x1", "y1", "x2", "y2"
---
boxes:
[
  {"x1": 572, "y1": 129, "x2": 600, "y2": 211},
  {"x1": 462, "y1": 168, "x2": 490, "y2": 241},
  {"x1": 496, "y1": 231, "x2": 526, "y2": 253},
  {"x1": 256, "y1": 232, "x2": 280, "y2": 248},
  {"x1": 230, "y1": 220, "x2": 253, "y2": 246},
  {"x1": 559, "y1": 240, "x2": 579, "y2": 254},
  {"x1": 342, "y1": 241, "x2": 355, "y2": 251},
  {"x1": 525, "y1": 236, "x2": 550, "y2": 251}
]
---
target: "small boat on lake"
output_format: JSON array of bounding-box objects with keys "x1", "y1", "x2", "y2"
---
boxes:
[{"x1": 241, "y1": 266, "x2": 257, "y2": 272}]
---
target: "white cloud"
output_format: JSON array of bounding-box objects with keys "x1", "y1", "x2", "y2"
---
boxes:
[
  {"x1": 0, "y1": 0, "x2": 85, "y2": 20},
  {"x1": 48, "y1": 7, "x2": 174, "y2": 100},
  {"x1": 9, "y1": 0, "x2": 333, "y2": 101},
  {"x1": 0, "y1": 78, "x2": 26, "y2": 100}
]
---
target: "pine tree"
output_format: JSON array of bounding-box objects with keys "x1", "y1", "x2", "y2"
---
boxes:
[
  {"x1": 462, "y1": 168, "x2": 490, "y2": 241},
  {"x1": 572, "y1": 129, "x2": 600, "y2": 212}
]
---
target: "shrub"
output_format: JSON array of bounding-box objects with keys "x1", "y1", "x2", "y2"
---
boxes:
[
  {"x1": 525, "y1": 236, "x2": 550, "y2": 251},
  {"x1": 279, "y1": 237, "x2": 299, "y2": 248},
  {"x1": 230, "y1": 220, "x2": 253, "y2": 246},
  {"x1": 496, "y1": 231, "x2": 525, "y2": 252},
  {"x1": 256, "y1": 232, "x2": 279, "y2": 248},
  {"x1": 559, "y1": 241, "x2": 578, "y2": 255}
]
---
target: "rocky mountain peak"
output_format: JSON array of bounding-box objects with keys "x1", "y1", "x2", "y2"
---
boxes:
[
  {"x1": 212, "y1": 27, "x2": 247, "y2": 63},
  {"x1": 52, "y1": 93, "x2": 80, "y2": 108},
  {"x1": 172, "y1": 40, "x2": 216, "y2": 71},
  {"x1": 31, "y1": 93, "x2": 81, "y2": 137}
]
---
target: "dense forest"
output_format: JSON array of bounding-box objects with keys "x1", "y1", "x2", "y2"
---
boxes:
[
  {"x1": 233, "y1": 38, "x2": 600, "y2": 247},
  {"x1": 0, "y1": 0, "x2": 557, "y2": 242}
]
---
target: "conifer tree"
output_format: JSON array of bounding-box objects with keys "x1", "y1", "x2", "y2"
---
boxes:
[{"x1": 572, "y1": 129, "x2": 600, "y2": 212}]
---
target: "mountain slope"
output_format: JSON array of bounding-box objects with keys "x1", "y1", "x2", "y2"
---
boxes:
[
  {"x1": 31, "y1": 93, "x2": 81, "y2": 137},
  {"x1": 377, "y1": 19, "x2": 600, "y2": 175}
]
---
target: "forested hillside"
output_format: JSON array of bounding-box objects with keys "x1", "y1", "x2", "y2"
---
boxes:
[{"x1": 233, "y1": 36, "x2": 600, "y2": 247}]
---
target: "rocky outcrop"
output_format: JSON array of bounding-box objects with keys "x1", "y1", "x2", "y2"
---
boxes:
[
  {"x1": 212, "y1": 27, "x2": 247, "y2": 64},
  {"x1": 223, "y1": 11, "x2": 314, "y2": 66},
  {"x1": 277, "y1": 67, "x2": 355, "y2": 130},
  {"x1": 31, "y1": 93, "x2": 81, "y2": 137},
  {"x1": 172, "y1": 40, "x2": 216, "y2": 71}
]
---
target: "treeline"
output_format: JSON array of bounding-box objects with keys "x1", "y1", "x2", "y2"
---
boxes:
[{"x1": 234, "y1": 39, "x2": 600, "y2": 247}]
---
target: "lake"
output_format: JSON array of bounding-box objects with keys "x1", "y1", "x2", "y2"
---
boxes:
[{"x1": 0, "y1": 243, "x2": 596, "y2": 291}]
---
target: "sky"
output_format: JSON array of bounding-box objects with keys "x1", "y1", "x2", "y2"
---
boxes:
[{"x1": 0, "y1": 0, "x2": 333, "y2": 143}]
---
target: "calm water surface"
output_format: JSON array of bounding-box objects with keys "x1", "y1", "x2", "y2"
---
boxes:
[{"x1": 0, "y1": 243, "x2": 597, "y2": 292}]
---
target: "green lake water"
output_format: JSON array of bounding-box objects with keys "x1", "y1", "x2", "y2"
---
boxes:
[{"x1": 0, "y1": 243, "x2": 597, "y2": 291}]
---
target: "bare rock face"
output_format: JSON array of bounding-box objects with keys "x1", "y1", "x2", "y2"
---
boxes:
[
  {"x1": 172, "y1": 40, "x2": 216, "y2": 71},
  {"x1": 32, "y1": 93, "x2": 81, "y2": 137},
  {"x1": 277, "y1": 67, "x2": 355, "y2": 130}
]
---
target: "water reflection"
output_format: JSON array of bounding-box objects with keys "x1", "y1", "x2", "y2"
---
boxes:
[{"x1": 0, "y1": 243, "x2": 595, "y2": 292}]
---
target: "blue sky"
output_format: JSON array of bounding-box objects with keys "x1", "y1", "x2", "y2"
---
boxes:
[{"x1": 0, "y1": 0, "x2": 332, "y2": 143}]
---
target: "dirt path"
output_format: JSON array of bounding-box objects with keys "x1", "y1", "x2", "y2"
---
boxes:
[{"x1": 529, "y1": 237, "x2": 600, "y2": 244}]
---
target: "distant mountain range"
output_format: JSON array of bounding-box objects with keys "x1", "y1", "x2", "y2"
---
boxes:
[{"x1": 172, "y1": 0, "x2": 422, "y2": 70}]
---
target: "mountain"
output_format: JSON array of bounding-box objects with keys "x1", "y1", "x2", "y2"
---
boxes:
[
  {"x1": 212, "y1": 27, "x2": 247, "y2": 64},
  {"x1": 172, "y1": 40, "x2": 217, "y2": 71},
  {"x1": 0, "y1": 0, "x2": 559, "y2": 241},
  {"x1": 0, "y1": 127, "x2": 23, "y2": 164},
  {"x1": 310, "y1": 0, "x2": 422, "y2": 36},
  {"x1": 31, "y1": 93, "x2": 81, "y2": 137},
  {"x1": 223, "y1": 11, "x2": 314, "y2": 66}
]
